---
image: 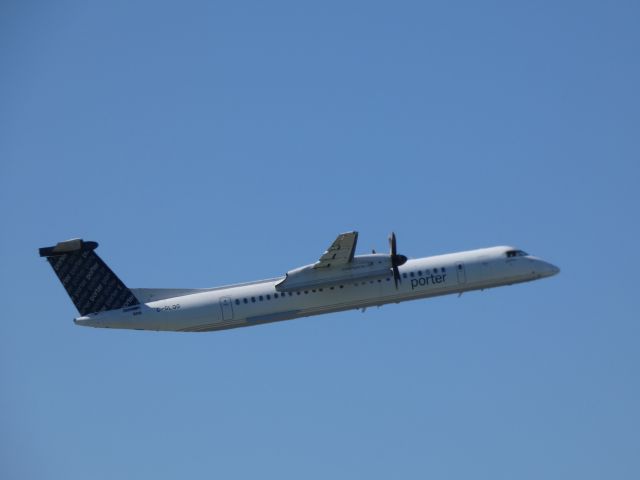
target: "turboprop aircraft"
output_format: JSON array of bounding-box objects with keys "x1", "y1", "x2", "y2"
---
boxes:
[{"x1": 39, "y1": 232, "x2": 559, "y2": 332}]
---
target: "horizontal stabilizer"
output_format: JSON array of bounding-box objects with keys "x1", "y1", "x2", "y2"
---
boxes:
[{"x1": 39, "y1": 238, "x2": 98, "y2": 257}]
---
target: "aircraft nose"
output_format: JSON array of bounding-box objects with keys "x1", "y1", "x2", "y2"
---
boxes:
[{"x1": 539, "y1": 260, "x2": 560, "y2": 277}]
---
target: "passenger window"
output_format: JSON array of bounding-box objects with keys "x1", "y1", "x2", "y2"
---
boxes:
[
  {"x1": 410, "y1": 272, "x2": 414, "y2": 277},
  {"x1": 244, "y1": 298, "x2": 248, "y2": 304},
  {"x1": 259, "y1": 295, "x2": 264, "y2": 301},
  {"x1": 266, "y1": 294, "x2": 271, "y2": 300},
  {"x1": 251, "y1": 297, "x2": 256, "y2": 303}
]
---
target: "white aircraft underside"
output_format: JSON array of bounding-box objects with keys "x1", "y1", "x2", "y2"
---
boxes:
[{"x1": 39, "y1": 232, "x2": 559, "y2": 333}]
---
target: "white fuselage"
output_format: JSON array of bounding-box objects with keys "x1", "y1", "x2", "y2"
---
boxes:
[{"x1": 74, "y1": 246, "x2": 559, "y2": 332}]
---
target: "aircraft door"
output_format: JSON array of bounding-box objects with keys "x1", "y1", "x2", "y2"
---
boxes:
[
  {"x1": 456, "y1": 263, "x2": 467, "y2": 284},
  {"x1": 219, "y1": 296, "x2": 234, "y2": 321}
]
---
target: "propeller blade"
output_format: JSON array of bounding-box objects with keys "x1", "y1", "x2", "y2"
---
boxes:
[
  {"x1": 389, "y1": 232, "x2": 407, "y2": 289},
  {"x1": 393, "y1": 265, "x2": 400, "y2": 289}
]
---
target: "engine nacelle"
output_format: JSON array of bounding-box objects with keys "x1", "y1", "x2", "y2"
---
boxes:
[{"x1": 276, "y1": 254, "x2": 393, "y2": 292}]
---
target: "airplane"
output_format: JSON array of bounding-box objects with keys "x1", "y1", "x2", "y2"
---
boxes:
[{"x1": 38, "y1": 232, "x2": 559, "y2": 332}]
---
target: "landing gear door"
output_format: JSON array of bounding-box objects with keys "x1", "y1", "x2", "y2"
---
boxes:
[
  {"x1": 456, "y1": 263, "x2": 467, "y2": 284},
  {"x1": 220, "y1": 296, "x2": 234, "y2": 321}
]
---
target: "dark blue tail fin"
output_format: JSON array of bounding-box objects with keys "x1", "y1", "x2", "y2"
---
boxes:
[{"x1": 39, "y1": 239, "x2": 139, "y2": 315}]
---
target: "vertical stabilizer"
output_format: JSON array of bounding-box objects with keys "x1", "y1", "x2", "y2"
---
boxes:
[{"x1": 39, "y1": 239, "x2": 139, "y2": 315}]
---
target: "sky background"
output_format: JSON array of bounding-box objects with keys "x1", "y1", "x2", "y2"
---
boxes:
[{"x1": 1, "y1": 1, "x2": 639, "y2": 478}]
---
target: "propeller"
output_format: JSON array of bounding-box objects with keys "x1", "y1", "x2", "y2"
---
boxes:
[{"x1": 389, "y1": 232, "x2": 407, "y2": 288}]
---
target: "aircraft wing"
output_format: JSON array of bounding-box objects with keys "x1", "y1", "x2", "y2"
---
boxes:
[{"x1": 314, "y1": 231, "x2": 358, "y2": 269}]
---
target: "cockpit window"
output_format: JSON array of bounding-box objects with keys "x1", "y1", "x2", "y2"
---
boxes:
[{"x1": 506, "y1": 249, "x2": 529, "y2": 258}]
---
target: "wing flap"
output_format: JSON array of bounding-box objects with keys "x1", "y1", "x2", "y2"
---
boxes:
[{"x1": 131, "y1": 288, "x2": 214, "y2": 303}]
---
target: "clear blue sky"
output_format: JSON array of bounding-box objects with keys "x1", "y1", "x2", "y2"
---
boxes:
[{"x1": 1, "y1": 1, "x2": 638, "y2": 478}]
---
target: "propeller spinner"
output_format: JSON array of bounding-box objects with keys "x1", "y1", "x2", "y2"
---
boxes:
[{"x1": 389, "y1": 232, "x2": 408, "y2": 288}]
